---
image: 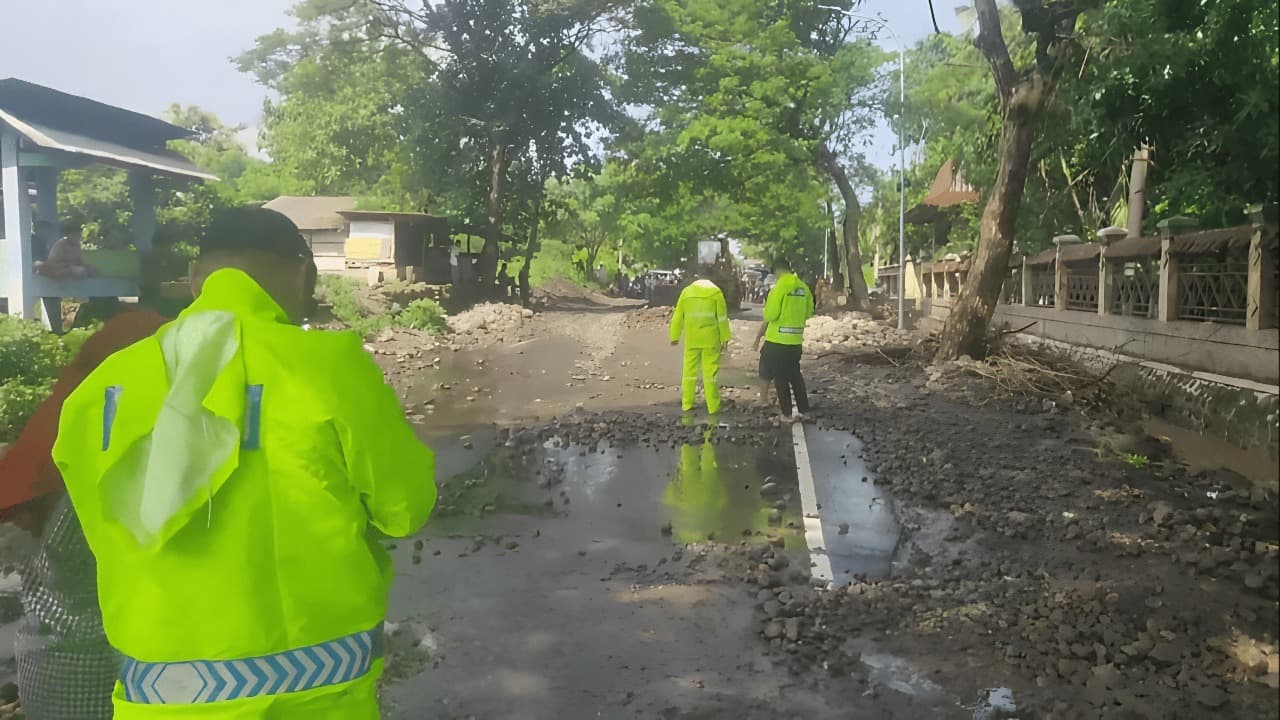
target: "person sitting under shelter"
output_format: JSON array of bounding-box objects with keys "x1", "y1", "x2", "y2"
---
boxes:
[{"x1": 33, "y1": 227, "x2": 98, "y2": 280}]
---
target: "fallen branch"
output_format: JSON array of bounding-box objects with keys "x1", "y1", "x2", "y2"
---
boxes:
[{"x1": 999, "y1": 321, "x2": 1037, "y2": 336}]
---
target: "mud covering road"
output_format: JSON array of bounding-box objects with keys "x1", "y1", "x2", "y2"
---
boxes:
[{"x1": 365, "y1": 289, "x2": 1278, "y2": 720}]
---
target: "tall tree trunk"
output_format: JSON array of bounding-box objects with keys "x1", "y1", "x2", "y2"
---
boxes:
[
  {"x1": 936, "y1": 109, "x2": 1038, "y2": 358},
  {"x1": 817, "y1": 141, "x2": 869, "y2": 309},
  {"x1": 825, "y1": 200, "x2": 844, "y2": 291},
  {"x1": 519, "y1": 197, "x2": 542, "y2": 307},
  {"x1": 481, "y1": 141, "x2": 507, "y2": 282},
  {"x1": 936, "y1": 0, "x2": 1084, "y2": 360}
]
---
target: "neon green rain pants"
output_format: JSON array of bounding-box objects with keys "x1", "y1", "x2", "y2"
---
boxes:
[{"x1": 681, "y1": 346, "x2": 722, "y2": 414}]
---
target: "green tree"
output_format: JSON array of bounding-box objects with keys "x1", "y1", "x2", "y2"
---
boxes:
[
  {"x1": 936, "y1": 0, "x2": 1100, "y2": 360},
  {"x1": 618, "y1": 0, "x2": 887, "y2": 301},
  {"x1": 239, "y1": 0, "x2": 623, "y2": 282}
]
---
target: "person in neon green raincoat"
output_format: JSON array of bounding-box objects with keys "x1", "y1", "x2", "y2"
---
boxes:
[
  {"x1": 669, "y1": 267, "x2": 732, "y2": 414},
  {"x1": 52, "y1": 208, "x2": 437, "y2": 720}
]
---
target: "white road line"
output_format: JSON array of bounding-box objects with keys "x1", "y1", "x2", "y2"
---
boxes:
[{"x1": 792, "y1": 422, "x2": 833, "y2": 584}]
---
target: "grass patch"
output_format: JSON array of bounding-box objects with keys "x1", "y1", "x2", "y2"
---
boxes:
[
  {"x1": 1123, "y1": 453, "x2": 1150, "y2": 469},
  {"x1": 317, "y1": 275, "x2": 448, "y2": 339}
]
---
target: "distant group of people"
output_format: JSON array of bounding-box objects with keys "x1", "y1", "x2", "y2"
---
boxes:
[{"x1": 669, "y1": 258, "x2": 813, "y2": 421}]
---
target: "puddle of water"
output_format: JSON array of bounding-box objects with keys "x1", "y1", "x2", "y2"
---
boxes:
[
  {"x1": 1143, "y1": 417, "x2": 1278, "y2": 490},
  {"x1": 970, "y1": 687, "x2": 1018, "y2": 720},
  {"x1": 858, "y1": 651, "x2": 944, "y2": 698},
  {"x1": 803, "y1": 428, "x2": 903, "y2": 583},
  {"x1": 427, "y1": 430, "x2": 807, "y2": 550}
]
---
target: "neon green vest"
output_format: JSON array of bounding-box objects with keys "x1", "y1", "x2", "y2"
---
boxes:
[
  {"x1": 764, "y1": 273, "x2": 814, "y2": 346},
  {"x1": 53, "y1": 269, "x2": 436, "y2": 718},
  {"x1": 670, "y1": 279, "x2": 732, "y2": 349}
]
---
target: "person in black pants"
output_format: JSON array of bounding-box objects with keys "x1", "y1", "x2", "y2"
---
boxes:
[
  {"x1": 761, "y1": 341, "x2": 808, "y2": 418},
  {"x1": 754, "y1": 259, "x2": 814, "y2": 421}
]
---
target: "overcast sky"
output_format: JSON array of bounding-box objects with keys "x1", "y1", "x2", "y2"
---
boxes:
[{"x1": 1, "y1": 0, "x2": 959, "y2": 167}]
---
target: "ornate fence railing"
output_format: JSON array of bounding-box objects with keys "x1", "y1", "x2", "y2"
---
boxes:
[
  {"x1": 1177, "y1": 258, "x2": 1249, "y2": 324},
  {"x1": 1111, "y1": 261, "x2": 1159, "y2": 318},
  {"x1": 1065, "y1": 266, "x2": 1099, "y2": 312}
]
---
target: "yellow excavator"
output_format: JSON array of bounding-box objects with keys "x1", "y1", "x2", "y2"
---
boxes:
[{"x1": 649, "y1": 237, "x2": 742, "y2": 310}]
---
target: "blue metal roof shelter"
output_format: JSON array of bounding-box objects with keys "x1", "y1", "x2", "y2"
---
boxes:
[{"x1": 0, "y1": 78, "x2": 215, "y2": 331}]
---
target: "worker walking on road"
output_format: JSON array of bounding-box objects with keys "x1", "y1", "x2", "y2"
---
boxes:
[
  {"x1": 755, "y1": 258, "x2": 814, "y2": 422},
  {"x1": 52, "y1": 207, "x2": 437, "y2": 720},
  {"x1": 670, "y1": 266, "x2": 732, "y2": 415}
]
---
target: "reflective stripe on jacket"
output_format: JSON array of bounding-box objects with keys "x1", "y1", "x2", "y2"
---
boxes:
[
  {"x1": 53, "y1": 268, "x2": 436, "y2": 719},
  {"x1": 764, "y1": 273, "x2": 814, "y2": 346},
  {"x1": 670, "y1": 279, "x2": 731, "y2": 349}
]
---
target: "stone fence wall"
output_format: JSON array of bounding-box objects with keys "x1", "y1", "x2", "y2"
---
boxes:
[{"x1": 913, "y1": 211, "x2": 1280, "y2": 385}]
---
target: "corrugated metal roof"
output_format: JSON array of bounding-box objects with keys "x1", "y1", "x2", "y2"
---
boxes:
[
  {"x1": 0, "y1": 78, "x2": 189, "y2": 146},
  {"x1": 1104, "y1": 235, "x2": 1161, "y2": 259},
  {"x1": 264, "y1": 196, "x2": 358, "y2": 231},
  {"x1": 0, "y1": 78, "x2": 214, "y2": 181}
]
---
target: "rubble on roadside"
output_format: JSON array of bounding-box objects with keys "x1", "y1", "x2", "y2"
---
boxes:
[
  {"x1": 447, "y1": 303, "x2": 535, "y2": 348},
  {"x1": 802, "y1": 312, "x2": 905, "y2": 354}
]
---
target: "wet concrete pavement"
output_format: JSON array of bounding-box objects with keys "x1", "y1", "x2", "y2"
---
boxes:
[
  {"x1": 380, "y1": 435, "x2": 853, "y2": 719},
  {"x1": 373, "y1": 305, "x2": 936, "y2": 718}
]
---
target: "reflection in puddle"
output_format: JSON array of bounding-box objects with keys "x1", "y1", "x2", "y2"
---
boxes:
[
  {"x1": 804, "y1": 429, "x2": 904, "y2": 582},
  {"x1": 662, "y1": 427, "x2": 795, "y2": 544}
]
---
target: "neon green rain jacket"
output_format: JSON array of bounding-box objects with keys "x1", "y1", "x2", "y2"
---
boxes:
[
  {"x1": 669, "y1": 279, "x2": 731, "y2": 348},
  {"x1": 763, "y1": 272, "x2": 814, "y2": 346},
  {"x1": 53, "y1": 269, "x2": 436, "y2": 720}
]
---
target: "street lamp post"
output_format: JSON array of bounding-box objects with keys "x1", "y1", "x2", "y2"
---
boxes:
[{"x1": 819, "y1": 6, "x2": 906, "y2": 330}]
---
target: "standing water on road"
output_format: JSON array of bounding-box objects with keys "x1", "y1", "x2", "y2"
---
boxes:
[
  {"x1": 379, "y1": 429, "x2": 827, "y2": 719},
  {"x1": 803, "y1": 428, "x2": 903, "y2": 584}
]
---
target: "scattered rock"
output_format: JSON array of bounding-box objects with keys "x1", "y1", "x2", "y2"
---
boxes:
[{"x1": 1194, "y1": 685, "x2": 1228, "y2": 708}]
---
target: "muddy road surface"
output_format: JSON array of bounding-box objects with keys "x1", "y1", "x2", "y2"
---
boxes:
[{"x1": 366, "y1": 292, "x2": 1278, "y2": 720}]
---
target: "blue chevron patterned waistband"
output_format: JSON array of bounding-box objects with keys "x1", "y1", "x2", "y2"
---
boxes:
[{"x1": 120, "y1": 625, "x2": 383, "y2": 704}]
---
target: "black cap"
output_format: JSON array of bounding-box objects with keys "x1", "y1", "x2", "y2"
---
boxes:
[{"x1": 199, "y1": 207, "x2": 312, "y2": 261}]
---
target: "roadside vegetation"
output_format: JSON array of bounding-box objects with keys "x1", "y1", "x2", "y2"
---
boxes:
[
  {"x1": 317, "y1": 276, "x2": 449, "y2": 339},
  {"x1": 0, "y1": 318, "x2": 93, "y2": 441}
]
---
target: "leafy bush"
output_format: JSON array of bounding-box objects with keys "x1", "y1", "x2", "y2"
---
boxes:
[
  {"x1": 0, "y1": 379, "x2": 54, "y2": 443},
  {"x1": 317, "y1": 275, "x2": 448, "y2": 338},
  {"x1": 0, "y1": 316, "x2": 89, "y2": 441},
  {"x1": 396, "y1": 299, "x2": 448, "y2": 334},
  {"x1": 0, "y1": 316, "x2": 73, "y2": 385}
]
